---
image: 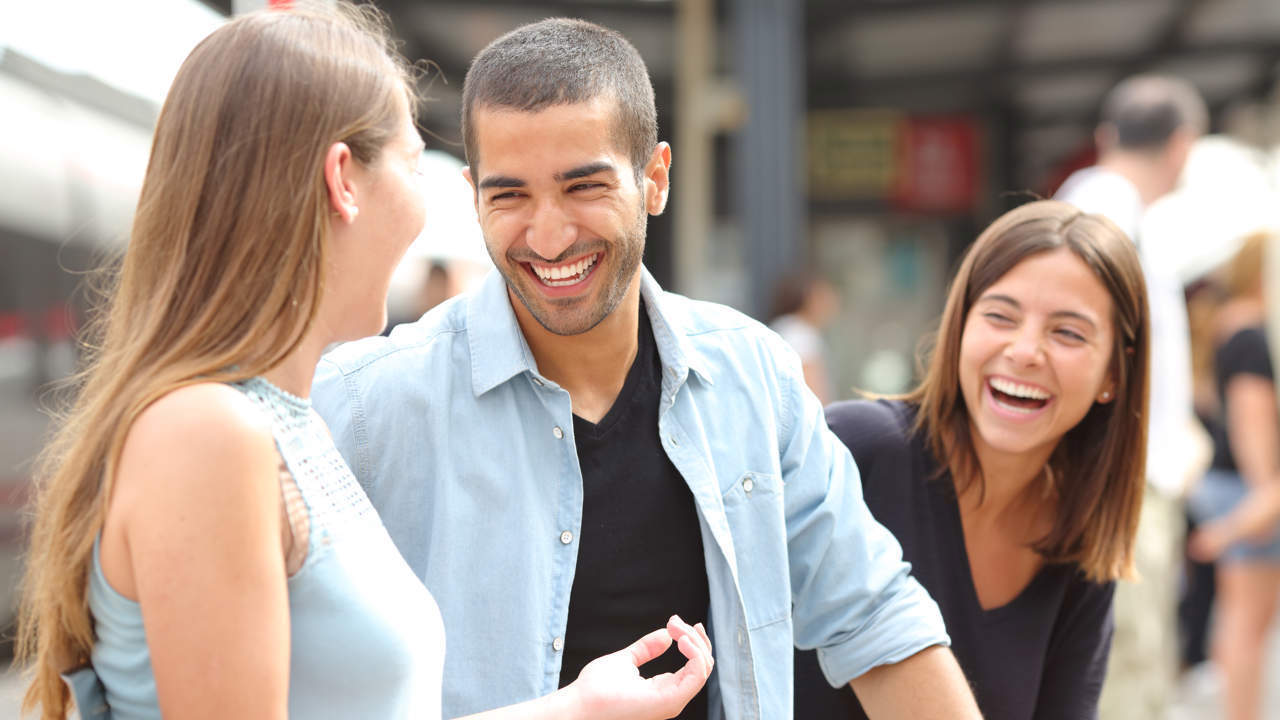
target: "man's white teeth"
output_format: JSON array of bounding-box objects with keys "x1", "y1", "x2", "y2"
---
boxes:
[
  {"x1": 533, "y1": 254, "x2": 598, "y2": 286},
  {"x1": 989, "y1": 377, "x2": 1050, "y2": 400}
]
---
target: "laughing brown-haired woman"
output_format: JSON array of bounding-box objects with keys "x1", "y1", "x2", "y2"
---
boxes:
[{"x1": 796, "y1": 199, "x2": 1149, "y2": 720}]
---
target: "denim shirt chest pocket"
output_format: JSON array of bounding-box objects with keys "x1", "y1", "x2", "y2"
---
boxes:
[{"x1": 721, "y1": 471, "x2": 790, "y2": 629}]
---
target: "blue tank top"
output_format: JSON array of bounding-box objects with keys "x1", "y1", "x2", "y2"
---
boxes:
[{"x1": 85, "y1": 377, "x2": 444, "y2": 718}]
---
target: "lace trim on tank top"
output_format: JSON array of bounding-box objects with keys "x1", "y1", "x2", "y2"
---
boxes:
[
  {"x1": 279, "y1": 457, "x2": 309, "y2": 576},
  {"x1": 234, "y1": 377, "x2": 378, "y2": 575}
]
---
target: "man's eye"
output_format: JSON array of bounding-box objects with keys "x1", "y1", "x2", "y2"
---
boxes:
[{"x1": 570, "y1": 182, "x2": 604, "y2": 192}]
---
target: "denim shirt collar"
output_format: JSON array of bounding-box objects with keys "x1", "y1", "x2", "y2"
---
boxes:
[{"x1": 466, "y1": 267, "x2": 715, "y2": 398}]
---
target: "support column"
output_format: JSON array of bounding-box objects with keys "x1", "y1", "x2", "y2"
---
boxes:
[
  {"x1": 733, "y1": 0, "x2": 806, "y2": 319},
  {"x1": 673, "y1": 0, "x2": 715, "y2": 299}
]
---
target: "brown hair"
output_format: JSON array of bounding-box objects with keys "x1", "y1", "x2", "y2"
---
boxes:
[
  {"x1": 16, "y1": 5, "x2": 416, "y2": 716},
  {"x1": 461, "y1": 17, "x2": 657, "y2": 181},
  {"x1": 907, "y1": 200, "x2": 1150, "y2": 582}
]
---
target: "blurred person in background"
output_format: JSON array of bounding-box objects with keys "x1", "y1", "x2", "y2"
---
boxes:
[
  {"x1": 1178, "y1": 278, "x2": 1226, "y2": 676},
  {"x1": 769, "y1": 271, "x2": 840, "y2": 404},
  {"x1": 384, "y1": 259, "x2": 455, "y2": 335},
  {"x1": 1053, "y1": 73, "x2": 1209, "y2": 720},
  {"x1": 15, "y1": 6, "x2": 712, "y2": 719},
  {"x1": 1185, "y1": 232, "x2": 1280, "y2": 720},
  {"x1": 314, "y1": 16, "x2": 982, "y2": 720},
  {"x1": 795, "y1": 200, "x2": 1149, "y2": 720}
]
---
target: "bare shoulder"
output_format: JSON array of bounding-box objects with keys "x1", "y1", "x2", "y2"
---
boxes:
[{"x1": 114, "y1": 382, "x2": 280, "y2": 514}]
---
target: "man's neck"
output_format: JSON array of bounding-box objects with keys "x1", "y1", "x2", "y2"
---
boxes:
[
  {"x1": 512, "y1": 276, "x2": 643, "y2": 424},
  {"x1": 1096, "y1": 153, "x2": 1166, "y2": 206}
]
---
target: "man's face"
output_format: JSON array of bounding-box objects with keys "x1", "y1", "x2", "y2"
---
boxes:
[{"x1": 464, "y1": 98, "x2": 668, "y2": 336}]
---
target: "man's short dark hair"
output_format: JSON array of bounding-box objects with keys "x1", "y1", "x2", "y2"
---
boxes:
[
  {"x1": 1100, "y1": 74, "x2": 1208, "y2": 150},
  {"x1": 461, "y1": 18, "x2": 658, "y2": 180}
]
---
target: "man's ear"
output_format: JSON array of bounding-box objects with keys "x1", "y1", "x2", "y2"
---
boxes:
[
  {"x1": 325, "y1": 142, "x2": 359, "y2": 223},
  {"x1": 462, "y1": 166, "x2": 480, "y2": 214},
  {"x1": 643, "y1": 142, "x2": 672, "y2": 216}
]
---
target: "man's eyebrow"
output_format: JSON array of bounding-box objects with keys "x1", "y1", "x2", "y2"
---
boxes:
[
  {"x1": 556, "y1": 162, "x2": 615, "y2": 182},
  {"x1": 478, "y1": 175, "x2": 526, "y2": 190}
]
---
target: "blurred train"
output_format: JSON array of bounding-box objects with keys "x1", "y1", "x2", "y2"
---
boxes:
[{"x1": 0, "y1": 47, "x2": 155, "y2": 645}]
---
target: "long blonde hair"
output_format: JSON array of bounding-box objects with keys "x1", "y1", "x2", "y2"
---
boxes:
[{"x1": 17, "y1": 5, "x2": 417, "y2": 716}]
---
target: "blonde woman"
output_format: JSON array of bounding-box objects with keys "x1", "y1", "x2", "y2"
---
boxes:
[
  {"x1": 15, "y1": 6, "x2": 710, "y2": 720},
  {"x1": 1186, "y1": 233, "x2": 1280, "y2": 720}
]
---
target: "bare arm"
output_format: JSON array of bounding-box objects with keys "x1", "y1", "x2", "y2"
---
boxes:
[
  {"x1": 457, "y1": 617, "x2": 713, "y2": 720},
  {"x1": 800, "y1": 359, "x2": 832, "y2": 405},
  {"x1": 103, "y1": 384, "x2": 290, "y2": 719},
  {"x1": 849, "y1": 646, "x2": 983, "y2": 720},
  {"x1": 1190, "y1": 374, "x2": 1280, "y2": 559}
]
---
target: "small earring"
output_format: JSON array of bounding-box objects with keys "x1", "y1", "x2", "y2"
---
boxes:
[{"x1": 1099, "y1": 391, "x2": 1112, "y2": 402}]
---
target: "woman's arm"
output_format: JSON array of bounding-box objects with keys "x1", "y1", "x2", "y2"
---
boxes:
[
  {"x1": 1190, "y1": 374, "x2": 1280, "y2": 560},
  {"x1": 102, "y1": 384, "x2": 291, "y2": 719},
  {"x1": 457, "y1": 616, "x2": 713, "y2": 720}
]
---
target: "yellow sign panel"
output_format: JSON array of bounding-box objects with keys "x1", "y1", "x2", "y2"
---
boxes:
[{"x1": 807, "y1": 109, "x2": 903, "y2": 200}]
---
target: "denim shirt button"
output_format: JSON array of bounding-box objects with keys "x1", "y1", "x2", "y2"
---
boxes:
[
  {"x1": 553, "y1": 426, "x2": 564, "y2": 439},
  {"x1": 552, "y1": 637, "x2": 564, "y2": 652},
  {"x1": 560, "y1": 530, "x2": 573, "y2": 545},
  {"x1": 742, "y1": 476, "x2": 754, "y2": 493}
]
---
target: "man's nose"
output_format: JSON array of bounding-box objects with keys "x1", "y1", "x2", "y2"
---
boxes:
[{"x1": 525, "y1": 198, "x2": 577, "y2": 260}]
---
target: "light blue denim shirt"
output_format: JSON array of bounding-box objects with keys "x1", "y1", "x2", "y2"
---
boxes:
[{"x1": 312, "y1": 268, "x2": 948, "y2": 720}]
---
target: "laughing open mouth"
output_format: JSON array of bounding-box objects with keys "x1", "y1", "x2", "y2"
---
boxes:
[
  {"x1": 988, "y1": 376, "x2": 1052, "y2": 413},
  {"x1": 529, "y1": 253, "x2": 600, "y2": 287}
]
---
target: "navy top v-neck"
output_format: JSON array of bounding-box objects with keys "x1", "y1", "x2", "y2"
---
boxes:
[
  {"x1": 557, "y1": 303, "x2": 709, "y2": 719},
  {"x1": 795, "y1": 399, "x2": 1115, "y2": 720}
]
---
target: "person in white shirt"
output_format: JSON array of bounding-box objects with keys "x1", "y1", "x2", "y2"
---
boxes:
[
  {"x1": 1055, "y1": 73, "x2": 1209, "y2": 720},
  {"x1": 769, "y1": 272, "x2": 840, "y2": 404}
]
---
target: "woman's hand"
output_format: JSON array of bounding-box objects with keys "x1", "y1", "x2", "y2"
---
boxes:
[
  {"x1": 562, "y1": 615, "x2": 714, "y2": 720},
  {"x1": 1189, "y1": 482, "x2": 1280, "y2": 562}
]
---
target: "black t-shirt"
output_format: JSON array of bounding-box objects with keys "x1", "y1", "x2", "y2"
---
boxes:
[
  {"x1": 1211, "y1": 326, "x2": 1273, "y2": 473},
  {"x1": 794, "y1": 399, "x2": 1115, "y2": 720},
  {"x1": 557, "y1": 304, "x2": 709, "y2": 718}
]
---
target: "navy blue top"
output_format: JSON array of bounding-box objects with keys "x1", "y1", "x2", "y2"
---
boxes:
[{"x1": 1211, "y1": 326, "x2": 1273, "y2": 473}]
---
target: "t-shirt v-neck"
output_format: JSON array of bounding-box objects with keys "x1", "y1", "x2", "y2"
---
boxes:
[{"x1": 559, "y1": 303, "x2": 710, "y2": 720}]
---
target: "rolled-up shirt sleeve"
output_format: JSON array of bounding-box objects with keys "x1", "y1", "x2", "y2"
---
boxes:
[{"x1": 778, "y1": 346, "x2": 950, "y2": 687}]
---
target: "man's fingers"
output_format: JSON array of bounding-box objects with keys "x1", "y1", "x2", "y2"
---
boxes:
[{"x1": 624, "y1": 627, "x2": 674, "y2": 667}]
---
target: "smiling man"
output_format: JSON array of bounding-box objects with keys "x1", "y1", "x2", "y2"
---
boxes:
[{"x1": 312, "y1": 18, "x2": 980, "y2": 720}]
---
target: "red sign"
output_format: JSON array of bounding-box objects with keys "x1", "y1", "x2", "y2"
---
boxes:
[{"x1": 890, "y1": 117, "x2": 981, "y2": 214}]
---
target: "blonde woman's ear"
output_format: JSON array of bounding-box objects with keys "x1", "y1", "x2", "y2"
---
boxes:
[{"x1": 324, "y1": 141, "x2": 360, "y2": 223}]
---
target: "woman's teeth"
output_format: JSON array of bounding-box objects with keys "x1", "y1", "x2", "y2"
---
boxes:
[{"x1": 988, "y1": 377, "x2": 1051, "y2": 413}]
